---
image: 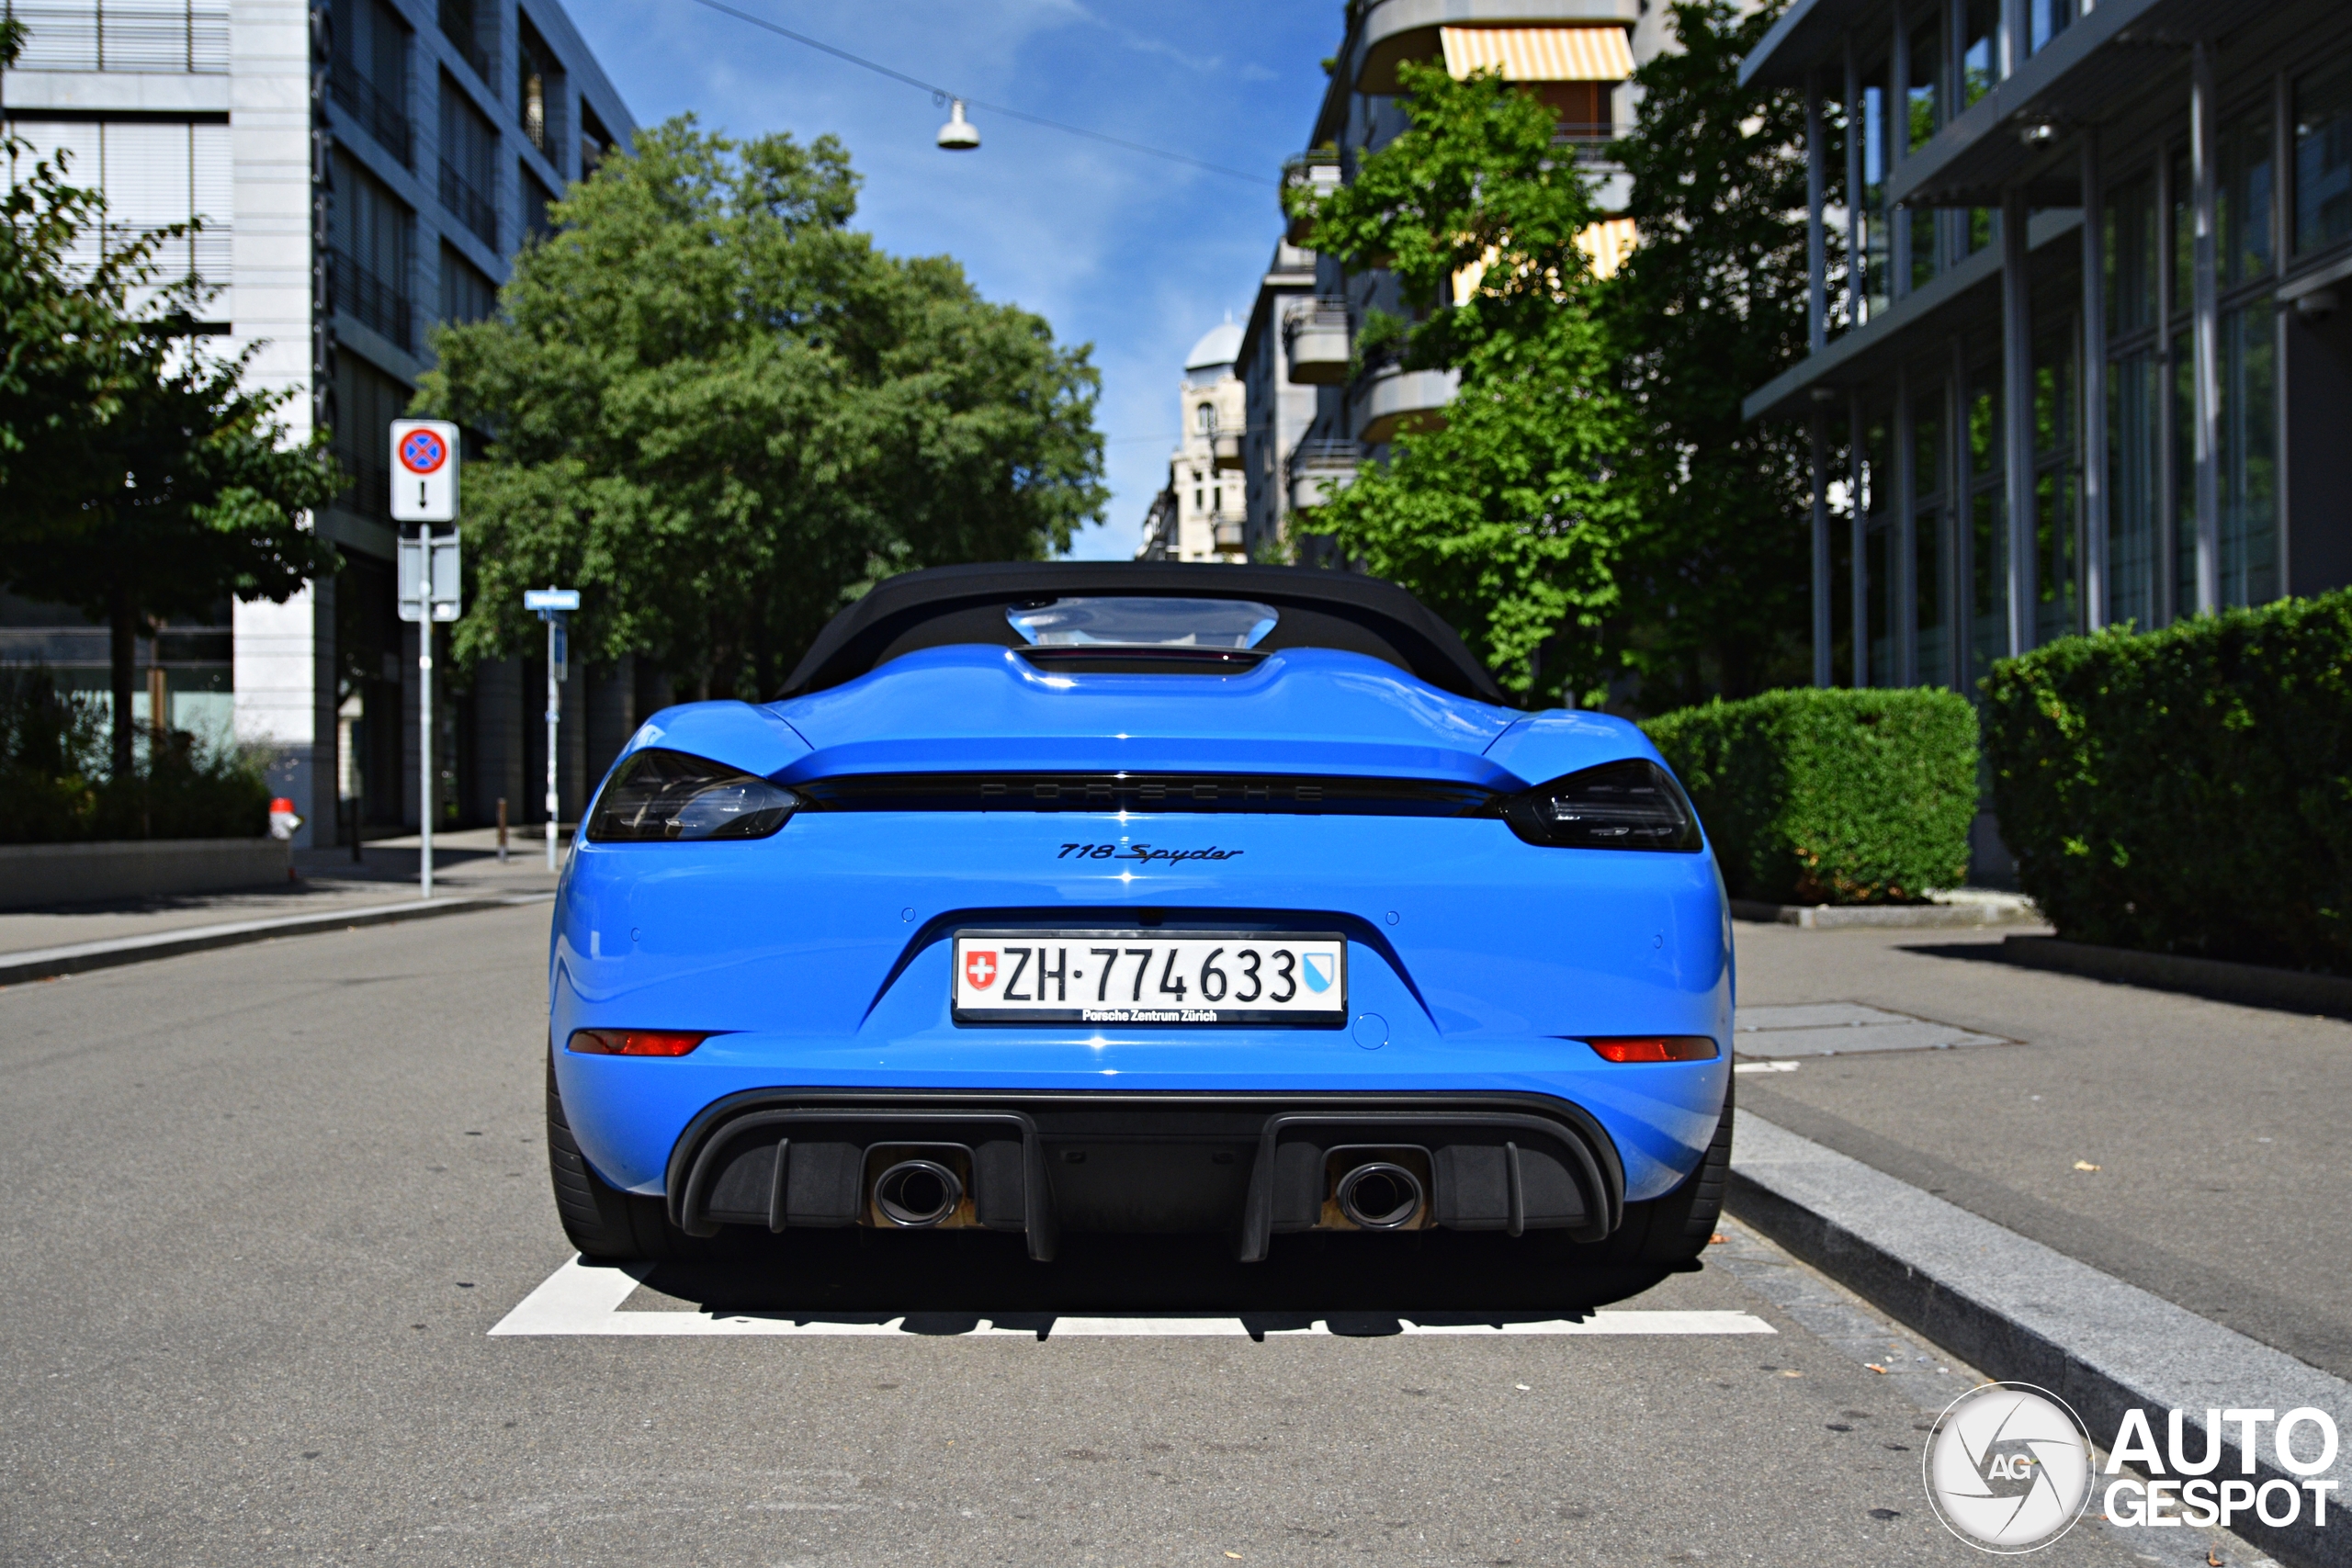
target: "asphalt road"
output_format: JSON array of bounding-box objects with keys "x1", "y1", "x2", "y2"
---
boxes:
[
  {"x1": 0, "y1": 907, "x2": 2242, "y2": 1566},
  {"x1": 1734, "y1": 922, "x2": 2352, "y2": 1380}
]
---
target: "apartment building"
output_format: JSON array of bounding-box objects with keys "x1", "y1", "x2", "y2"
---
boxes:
[
  {"x1": 1136, "y1": 319, "x2": 1250, "y2": 562},
  {"x1": 1738, "y1": 0, "x2": 2352, "y2": 694},
  {"x1": 0, "y1": 0, "x2": 634, "y2": 846},
  {"x1": 1238, "y1": 0, "x2": 1647, "y2": 558}
]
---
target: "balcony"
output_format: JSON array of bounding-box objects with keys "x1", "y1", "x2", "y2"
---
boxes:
[
  {"x1": 1282, "y1": 149, "x2": 1342, "y2": 244},
  {"x1": 1283, "y1": 299, "x2": 1351, "y2": 385},
  {"x1": 1211, "y1": 431, "x2": 1244, "y2": 471},
  {"x1": 330, "y1": 246, "x2": 413, "y2": 349},
  {"x1": 1211, "y1": 516, "x2": 1247, "y2": 553},
  {"x1": 1287, "y1": 438, "x2": 1361, "y2": 512},
  {"x1": 1350, "y1": 353, "x2": 1458, "y2": 446},
  {"x1": 330, "y1": 56, "x2": 412, "y2": 164},
  {"x1": 438, "y1": 161, "x2": 497, "y2": 250}
]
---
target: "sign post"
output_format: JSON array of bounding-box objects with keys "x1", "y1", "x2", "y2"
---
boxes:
[
  {"x1": 393, "y1": 421, "x2": 461, "y2": 897},
  {"x1": 524, "y1": 587, "x2": 580, "y2": 869}
]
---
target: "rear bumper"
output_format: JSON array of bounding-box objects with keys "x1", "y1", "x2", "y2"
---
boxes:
[{"x1": 658, "y1": 1089, "x2": 1626, "y2": 1260}]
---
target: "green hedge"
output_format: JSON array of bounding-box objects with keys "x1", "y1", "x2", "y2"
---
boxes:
[
  {"x1": 1644, "y1": 688, "x2": 1978, "y2": 905},
  {"x1": 1984, "y1": 592, "x2": 2352, "y2": 974},
  {"x1": 0, "y1": 667, "x2": 270, "y2": 843}
]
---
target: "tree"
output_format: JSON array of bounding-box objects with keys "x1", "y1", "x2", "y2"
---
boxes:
[
  {"x1": 423, "y1": 119, "x2": 1107, "y2": 701},
  {"x1": 1290, "y1": 62, "x2": 1634, "y2": 707},
  {"x1": 0, "y1": 17, "x2": 341, "y2": 775},
  {"x1": 8, "y1": 335, "x2": 343, "y2": 776},
  {"x1": 0, "y1": 17, "x2": 168, "y2": 550},
  {"x1": 1606, "y1": 0, "x2": 1820, "y2": 708}
]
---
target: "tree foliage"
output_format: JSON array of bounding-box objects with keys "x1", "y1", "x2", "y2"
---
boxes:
[
  {"x1": 1608, "y1": 0, "x2": 1819, "y2": 708},
  {"x1": 1289, "y1": 62, "x2": 1632, "y2": 706},
  {"x1": 1288, "y1": 6, "x2": 1823, "y2": 713},
  {"x1": 0, "y1": 18, "x2": 342, "y2": 773},
  {"x1": 423, "y1": 119, "x2": 1108, "y2": 701}
]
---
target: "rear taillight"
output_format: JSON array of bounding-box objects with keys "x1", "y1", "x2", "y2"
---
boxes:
[
  {"x1": 1583, "y1": 1036, "x2": 1717, "y2": 1063},
  {"x1": 585, "y1": 749, "x2": 801, "y2": 842},
  {"x1": 567, "y1": 1029, "x2": 711, "y2": 1057},
  {"x1": 1501, "y1": 759, "x2": 1702, "y2": 852}
]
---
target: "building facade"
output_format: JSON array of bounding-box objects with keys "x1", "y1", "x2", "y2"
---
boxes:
[
  {"x1": 1238, "y1": 0, "x2": 1647, "y2": 558},
  {"x1": 1739, "y1": 0, "x2": 2352, "y2": 696},
  {"x1": 1, "y1": 0, "x2": 637, "y2": 846},
  {"x1": 1136, "y1": 320, "x2": 1250, "y2": 562}
]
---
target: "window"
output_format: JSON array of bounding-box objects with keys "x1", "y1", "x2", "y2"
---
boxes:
[
  {"x1": 2026, "y1": 0, "x2": 2073, "y2": 56},
  {"x1": 516, "y1": 13, "x2": 566, "y2": 164},
  {"x1": 2217, "y1": 299, "x2": 2278, "y2": 608},
  {"x1": 437, "y1": 0, "x2": 489, "y2": 80},
  {"x1": 2293, "y1": 62, "x2": 2352, "y2": 256},
  {"x1": 1905, "y1": 16, "x2": 1941, "y2": 155},
  {"x1": 1195, "y1": 403, "x2": 1215, "y2": 434},
  {"x1": 580, "y1": 100, "x2": 616, "y2": 179},
  {"x1": 6, "y1": 0, "x2": 229, "y2": 73},
  {"x1": 329, "y1": 151, "x2": 415, "y2": 348},
  {"x1": 437, "y1": 74, "x2": 497, "y2": 249},
  {"x1": 1860, "y1": 410, "x2": 1894, "y2": 686},
  {"x1": 1965, "y1": 365, "x2": 2004, "y2": 686},
  {"x1": 1858, "y1": 67, "x2": 1890, "y2": 321},
  {"x1": 332, "y1": 355, "x2": 415, "y2": 524},
  {"x1": 2105, "y1": 169, "x2": 2161, "y2": 629},
  {"x1": 9, "y1": 118, "x2": 232, "y2": 299},
  {"x1": 521, "y1": 162, "x2": 558, "y2": 243},
  {"x1": 1959, "y1": 0, "x2": 1998, "y2": 108},
  {"x1": 330, "y1": 0, "x2": 411, "y2": 164},
  {"x1": 1906, "y1": 15, "x2": 1942, "y2": 289},
  {"x1": 2220, "y1": 104, "x2": 2274, "y2": 288},
  {"x1": 438, "y1": 243, "x2": 495, "y2": 323},
  {"x1": 1910, "y1": 378, "x2": 1950, "y2": 687},
  {"x1": 2031, "y1": 321, "x2": 2079, "y2": 646}
]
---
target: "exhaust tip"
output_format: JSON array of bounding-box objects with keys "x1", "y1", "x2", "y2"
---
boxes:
[
  {"x1": 1335, "y1": 1161, "x2": 1424, "y2": 1230},
  {"x1": 874, "y1": 1158, "x2": 964, "y2": 1228}
]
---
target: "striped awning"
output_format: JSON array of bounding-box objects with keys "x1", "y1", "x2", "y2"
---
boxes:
[{"x1": 1440, "y1": 26, "x2": 1634, "y2": 84}]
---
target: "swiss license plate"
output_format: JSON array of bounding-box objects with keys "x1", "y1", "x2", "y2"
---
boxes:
[{"x1": 951, "y1": 930, "x2": 1347, "y2": 1026}]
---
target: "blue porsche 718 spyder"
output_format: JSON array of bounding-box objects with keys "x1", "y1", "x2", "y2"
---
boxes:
[{"x1": 546, "y1": 562, "x2": 1733, "y2": 1269}]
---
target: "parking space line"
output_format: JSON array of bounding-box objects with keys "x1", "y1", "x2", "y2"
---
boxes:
[{"x1": 488, "y1": 1257, "x2": 1778, "y2": 1338}]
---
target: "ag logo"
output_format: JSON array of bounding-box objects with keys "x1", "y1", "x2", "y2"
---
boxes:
[
  {"x1": 1924, "y1": 1382, "x2": 2093, "y2": 1552},
  {"x1": 964, "y1": 950, "x2": 998, "y2": 990}
]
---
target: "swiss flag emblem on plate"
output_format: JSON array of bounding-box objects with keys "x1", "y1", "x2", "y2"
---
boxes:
[{"x1": 963, "y1": 950, "x2": 999, "y2": 990}]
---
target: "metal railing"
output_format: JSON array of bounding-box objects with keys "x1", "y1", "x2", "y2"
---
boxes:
[
  {"x1": 1287, "y1": 437, "x2": 1362, "y2": 472},
  {"x1": 438, "y1": 160, "x2": 497, "y2": 249},
  {"x1": 7, "y1": 0, "x2": 230, "y2": 72},
  {"x1": 329, "y1": 55, "x2": 413, "y2": 165},
  {"x1": 330, "y1": 245, "x2": 412, "y2": 349}
]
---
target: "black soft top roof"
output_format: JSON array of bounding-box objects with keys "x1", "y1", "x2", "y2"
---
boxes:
[{"x1": 780, "y1": 561, "x2": 1505, "y2": 704}]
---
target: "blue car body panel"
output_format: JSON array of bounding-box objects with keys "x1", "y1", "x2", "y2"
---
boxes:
[{"x1": 550, "y1": 644, "x2": 1736, "y2": 1218}]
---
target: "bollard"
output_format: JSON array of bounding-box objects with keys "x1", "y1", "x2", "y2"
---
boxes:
[{"x1": 497, "y1": 797, "x2": 509, "y2": 863}]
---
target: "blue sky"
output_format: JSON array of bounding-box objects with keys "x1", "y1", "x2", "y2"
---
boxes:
[{"x1": 560, "y1": 0, "x2": 1340, "y2": 558}]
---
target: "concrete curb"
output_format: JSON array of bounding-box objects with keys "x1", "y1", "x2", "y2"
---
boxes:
[
  {"x1": 0, "y1": 892, "x2": 556, "y2": 987},
  {"x1": 1730, "y1": 897, "x2": 2040, "y2": 929},
  {"x1": 1726, "y1": 1111, "x2": 2349, "y2": 1568},
  {"x1": 2002, "y1": 935, "x2": 2352, "y2": 1020}
]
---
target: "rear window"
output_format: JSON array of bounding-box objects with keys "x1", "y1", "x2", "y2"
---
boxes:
[{"x1": 1006, "y1": 597, "x2": 1278, "y2": 649}]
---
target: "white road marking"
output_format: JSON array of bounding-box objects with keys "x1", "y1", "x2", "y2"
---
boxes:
[{"x1": 489, "y1": 1257, "x2": 1777, "y2": 1338}]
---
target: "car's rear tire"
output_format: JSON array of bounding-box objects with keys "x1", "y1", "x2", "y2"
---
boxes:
[
  {"x1": 1600, "y1": 1077, "x2": 1733, "y2": 1266},
  {"x1": 546, "y1": 1057, "x2": 686, "y2": 1262}
]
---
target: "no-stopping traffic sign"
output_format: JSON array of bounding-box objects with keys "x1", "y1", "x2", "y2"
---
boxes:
[{"x1": 390, "y1": 419, "x2": 459, "y2": 522}]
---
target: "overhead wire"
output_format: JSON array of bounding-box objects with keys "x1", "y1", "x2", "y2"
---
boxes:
[{"x1": 680, "y1": 0, "x2": 1275, "y2": 186}]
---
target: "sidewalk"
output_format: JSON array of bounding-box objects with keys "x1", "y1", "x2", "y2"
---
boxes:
[
  {"x1": 1731, "y1": 919, "x2": 2352, "y2": 1382},
  {"x1": 0, "y1": 826, "x2": 561, "y2": 958}
]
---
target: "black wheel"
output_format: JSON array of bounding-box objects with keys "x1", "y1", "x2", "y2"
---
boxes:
[
  {"x1": 546, "y1": 1056, "x2": 685, "y2": 1261},
  {"x1": 1601, "y1": 1077, "x2": 1733, "y2": 1266}
]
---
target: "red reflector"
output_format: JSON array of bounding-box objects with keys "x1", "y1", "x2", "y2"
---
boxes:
[
  {"x1": 568, "y1": 1029, "x2": 710, "y2": 1057},
  {"x1": 1585, "y1": 1035, "x2": 1717, "y2": 1064}
]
